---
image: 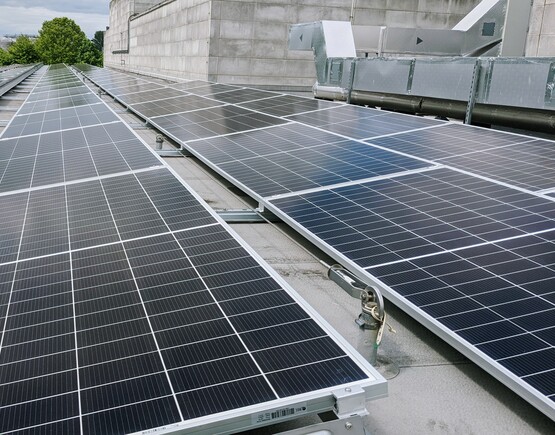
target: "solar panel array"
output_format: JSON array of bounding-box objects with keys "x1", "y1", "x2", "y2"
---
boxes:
[
  {"x1": 0, "y1": 64, "x2": 41, "y2": 96},
  {"x1": 75, "y1": 63, "x2": 555, "y2": 421},
  {"x1": 0, "y1": 65, "x2": 386, "y2": 435}
]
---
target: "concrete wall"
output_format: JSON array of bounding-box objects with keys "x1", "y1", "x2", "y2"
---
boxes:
[
  {"x1": 104, "y1": 0, "x2": 483, "y2": 88},
  {"x1": 526, "y1": 0, "x2": 555, "y2": 56}
]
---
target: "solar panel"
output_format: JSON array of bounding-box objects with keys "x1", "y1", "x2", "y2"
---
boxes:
[
  {"x1": 168, "y1": 80, "x2": 216, "y2": 91},
  {"x1": 75, "y1": 64, "x2": 555, "y2": 421},
  {"x1": 149, "y1": 105, "x2": 289, "y2": 142},
  {"x1": 290, "y1": 105, "x2": 445, "y2": 139},
  {"x1": 186, "y1": 124, "x2": 431, "y2": 197},
  {"x1": 207, "y1": 88, "x2": 280, "y2": 104},
  {"x1": 129, "y1": 95, "x2": 225, "y2": 119},
  {"x1": 185, "y1": 83, "x2": 241, "y2": 96},
  {"x1": 0, "y1": 65, "x2": 386, "y2": 434},
  {"x1": 18, "y1": 93, "x2": 101, "y2": 115},
  {"x1": 239, "y1": 94, "x2": 341, "y2": 117},
  {"x1": 116, "y1": 88, "x2": 188, "y2": 106},
  {"x1": 2, "y1": 103, "x2": 119, "y2": 138},
  {"x1": 369, "y1": 124, "x2": 555, "y2": 191}
]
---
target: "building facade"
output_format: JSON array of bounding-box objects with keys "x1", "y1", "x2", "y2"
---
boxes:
[{"x1": 104, "y1": 1, "x2": 551, "y2": 88}]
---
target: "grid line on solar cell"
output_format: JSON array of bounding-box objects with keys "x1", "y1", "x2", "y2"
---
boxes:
[
  {"x1": 366, "y1": 234, "x2": 555, "y2": 394},
  {"x1": 117, "y1": 88, "x2": 188, "y2": 106},
  {"x1": 269, "y1": 168, "x2": 555, "y2": 268},
  {"x1": 369, "y1": 123, "x2": 533, "y2": 161},
  {"x1": 185, "y1": 123, "x2": 430, "y2": 197},
  {"x1": 26, "y1": 85, "x2": 91, "y2": 103},
  {"x1": 238, "y1": 94, "x2": 340, "y2": 117},
  {"x1": 289, "y1": 105, "x2": 444, "y2": 139},
  {"x1": 0, "y1": 122, "x2": 160, "y2": 192},
  {"x1": 149, "y1": 105, "x2": 288, "y2": 142},
  {"x1": 19, "y1": 93, "x2": 101, "y2": 115},
  {"x1": 129, "y1": 94, "x2": 225, "y2": 118},
  {"x1": 2, "y1": 104, "x2": 118, "y2": 139}
]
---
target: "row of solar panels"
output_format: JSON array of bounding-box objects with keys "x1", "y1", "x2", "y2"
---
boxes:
[
  {"x1": 75, "y1": 64, "x2": 555, "y2": 421},
  {"x1": 0, "y1": 64, "x2": 41, "y2": 97},
  {"x1": 0, "y1": 64, "x2": 386, "y2": 435}
]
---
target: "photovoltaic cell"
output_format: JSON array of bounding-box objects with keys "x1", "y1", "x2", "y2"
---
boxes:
[
  {"x1": 269, "y1": 168, "x2": 555, "y2": 267},
  {"x1": 370, "y1": 124, "x2": 555, "y2": 191},
  {"x1": 117, "y1": 88, "x2": 188, "y2": 106},
  {"x1": 290, "y1": 105, "x2": 444, "y2": 139},
  {"x1": 149, "y1": 105, "x2": 288, "y2": 142},
  {"x1": 187, "y1": 124, "x2": 430, "y2": 197},
  {"x1": 129, "y1": 94, "x2": 225, "y2": 118},
  {"x1": 239, "y1": 94, "x2": 340, "y2": 117},
  {"x1": 19, "y1": 93, "x2": 100, "y2": 115},
  {"x1": 0, "y1": 64, "x2": 383, "y2": 434},
  {"x1": 0, "y1": 122, "x2": 161, "y2": 192},
  {"x1": 74, "y1": 63, "x2": 555, "y2": 420},
  {"x1": 2, "y1": 103, "x2": 118, "y2": 138}
]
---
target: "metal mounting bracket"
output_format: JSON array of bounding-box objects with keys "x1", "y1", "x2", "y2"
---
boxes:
[
  {"x1": 332, "y1": 385, "x2": 368, "y2": 419},
  {"x1": 216, "y1": 208, "x2": 281, "y2": 223},
  {"x1": 275, "y1": 414, "x2": 366, "y2": 435}
]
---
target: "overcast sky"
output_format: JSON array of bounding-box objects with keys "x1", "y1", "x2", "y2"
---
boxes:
[{"x1": 0, "y1": 1, "x2": 110, "y2": 38}]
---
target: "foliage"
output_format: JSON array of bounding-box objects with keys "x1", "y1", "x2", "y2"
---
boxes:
[
  {"x1": 0, "y1": 19, "x2": 103, "y2": 67},
  {"x1": 0, "y1": 48, "x2": 11, "y2": 66},
  {"x1": 92, "y1": 31, "x2": 104, "y2": 51},
  {"x1": 7, "y1": 36, "x2": 39, "y2": 64},
  {"x1": 80, "y1": 38, "x2": 103, "y2": 67},
  {"x1": 35, "y1": 17, "x2": 103, "y2": 66}
]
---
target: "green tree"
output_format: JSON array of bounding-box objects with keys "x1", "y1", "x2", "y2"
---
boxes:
[
  {"x1": 79, "y1": 38, "x2": 103, "y2": 67},
  {"x1": 0, "y1": 48, "x2": 12, "y2": 66},
  {"x1": 91, "y1": 30, "x2": 104, "y2": 51},
  {"x1": 35, "y1": 17, "x2": 92, "y2": 64},
  {"x1": 7, "y1": 36, "x2": 39, "y2": 64}
]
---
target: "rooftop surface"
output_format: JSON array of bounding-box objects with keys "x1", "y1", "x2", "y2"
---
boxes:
[{"x1": 0, "y1": 68, "x2": 554, "y2": 434}]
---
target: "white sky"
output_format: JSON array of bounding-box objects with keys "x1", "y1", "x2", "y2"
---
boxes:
[{"x1": 0, "y1": 1, "x2": 110, "y2": 38}]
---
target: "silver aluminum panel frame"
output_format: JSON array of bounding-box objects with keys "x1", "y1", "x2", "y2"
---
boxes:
[{"x1": 69, "y1": 65, "x2": 389, "y2": 434}]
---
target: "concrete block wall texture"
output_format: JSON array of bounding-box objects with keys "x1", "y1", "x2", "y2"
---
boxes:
[
  {"x1": 526, "y1": 0, "x2": 555, "y2": 56},
  {"x1": 104, "y1": 0, "x2": 492, "y2": 88}
]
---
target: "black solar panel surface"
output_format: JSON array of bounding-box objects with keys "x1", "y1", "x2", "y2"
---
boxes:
[
  {"x1": 74, "y1": 64, "x2": 555, "y2": 420},
  {"x1": 289, "y1": 105, "x2": 445, "y2": 139},
  {"x1": 130, "y1": 94, "x2": 224, "y2": 118},
  {"x1": 239, "y1": 94, "x2": 340, "y2": 117},
  {"x1": 0, "y1": 65, "x2": 382, "y2": 434},
  {"x1": 187, "y1": 124, "x2": 430, "y2": 197},
  {"x1": 149, "y1": 105, "x2": 288, "y2": 141}
]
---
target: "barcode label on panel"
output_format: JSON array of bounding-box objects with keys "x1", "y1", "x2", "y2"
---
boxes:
[{"x1": 253, "y1": 403, "x2": 308, "y2": 424}]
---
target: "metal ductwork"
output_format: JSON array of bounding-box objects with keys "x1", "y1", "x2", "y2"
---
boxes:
[{"x1": 288, "y1": 1, "x2": 555, "y2": 133}]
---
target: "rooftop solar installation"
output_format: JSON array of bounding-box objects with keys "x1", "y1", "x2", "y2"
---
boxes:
[
  {"x1": 75, "y1": 65, "x2": 555, "y2": 421},
  {"x1": 185, "y1": 83, "x2": 241, "y2": 96},
  {"x1": 2, "y1": 103, "x2": 119, "y2": 138},
  {"x1": 25, "y1": 85, "x2": 91, "y2": 102},
  {"x1": 186, "y1": 124, "x2": 430, "y2": 197},
  {"x1": 238, "y1": 94, "x2": 341, "y2": 117},
  {"x1": 116, "y1": 88, "x2": 188, "y2": 106},
  {"x1": 207, "y1": 88, "x2": 279, "y2": 104},
  {"x1": 168, "y1": 80, "x2": 220, "y2": 91},
  {"x1": 0, "y1": 65, "x2": 386, "y2": 434},
  {"x1": 370, "y1": 123, "x2": 555, "y2": 191},
  {"x1": 148, "y1": 105, "x2": 289, "y2": 142},
  {"x1": 288, "y1": 105, "x2": 445, "y2": 139},
  {"x1": 129, "y1": 94, "x2": 225, "y2": 119}
]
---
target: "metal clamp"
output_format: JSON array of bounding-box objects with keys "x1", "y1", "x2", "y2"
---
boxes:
[{"x1": 326, "y1": 263, "x2": 393, "y2": 365}]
